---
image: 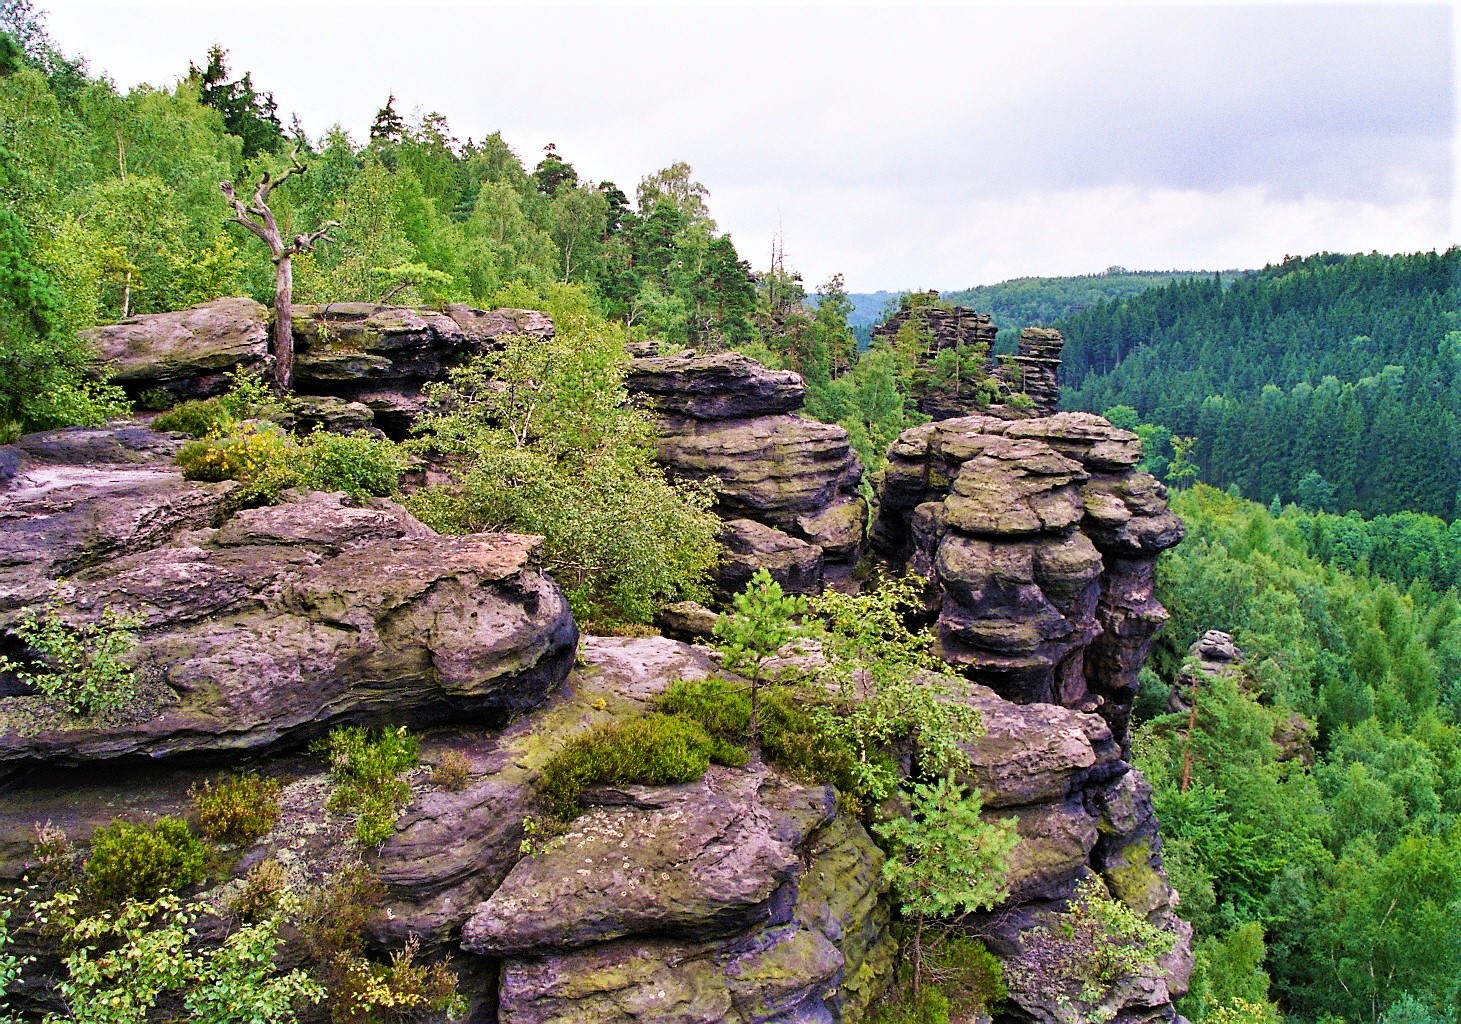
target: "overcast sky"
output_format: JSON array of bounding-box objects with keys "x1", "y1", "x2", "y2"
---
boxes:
[{"x1": 38, "y1": 1, "x2": 1459, "y2": 291}]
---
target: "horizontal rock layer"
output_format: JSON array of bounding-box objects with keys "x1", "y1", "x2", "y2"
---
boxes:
[
  {"x1": 876, "y1": 412, "x2": 1184, "y2": 744},
  {"x1": 0, "y1": 427, "x2": 577, "y2": 765}
]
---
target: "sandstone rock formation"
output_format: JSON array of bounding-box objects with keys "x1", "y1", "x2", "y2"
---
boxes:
[
  {"x1": 1168, "y1": 629, "x2": 1316, "y2": 765},
  {"x1": 86, "y1": 298, "x2": 553, "y2": 435},
  {"x1": 876, "y1": 411, "x2": 1185, "y2": 746},
  {"x1": 627, "y1": 351, "x2": 868, "y2": 595},
  {"x1": 0, "y1": 427, "x2": 577, "y2": 765},
  {"x1": 870, "y1": 302, "x2": 1065, "y2": 419},
  {"x1": 1, "y1": 624, "x2": 1189, "y2": 1024},
  {"x1": 86, "y1": 297, "x2": 271, "y2": 401}
]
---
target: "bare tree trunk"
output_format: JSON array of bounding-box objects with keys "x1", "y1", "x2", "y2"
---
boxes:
[
  {"x1": 273, "y1": 257, "x2": 294, "y2": 391},
  {"x1": 221, "y1": 152, "x2": 336, "y2": 396}
]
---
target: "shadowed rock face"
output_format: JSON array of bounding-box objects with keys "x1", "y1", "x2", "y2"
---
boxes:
[
  {"x1": 626, "y1": 351, "x2": 868, "y2": 596},
  {"x1": 0, "y1": 427, "x2": 578, "y2": 765},
  {"x1": 876, "y1": 412, "x2": 1184, "y2": 745}
]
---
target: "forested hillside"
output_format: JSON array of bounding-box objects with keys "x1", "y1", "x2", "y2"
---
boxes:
[
  {"x1": 0, "y1": 23, "x2": 766, "y2": 437},
  {"x1": 942, "y1": 268, "x2": 1220, "y2": 329},
  {"x1": 1060, "y1": 251, "x2": 1461, "y2": 519},
  {"x1": 1140, "y1": 485, "x2": 1461, "y2": 1024}
]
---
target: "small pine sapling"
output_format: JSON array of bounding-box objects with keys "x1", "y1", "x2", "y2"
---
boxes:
[{"x1": 712, "y1": 569, "x2": 812, "y2": 761}]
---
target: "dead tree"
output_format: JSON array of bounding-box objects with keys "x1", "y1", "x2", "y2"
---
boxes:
[{"x1": 221, "y1": 152, "x2": 337, "y2": 392}]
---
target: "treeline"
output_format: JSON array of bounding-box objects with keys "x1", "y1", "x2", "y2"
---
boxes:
[
  {"x1": 1061, "y1": 250, "x2": 1461, "y2": 519},
  {"x1": 941, "y1": 267, "x2": 1217, "y2": 347},
  {"x1": 1138, "y1": 485, "x2": 1461, "y2": 1024},
  {"x1": 0, "y1": 12, "x2": 764, "y2": 435},
  {"x1": 0, "y1": 7, "x2": 957, "y2": 478}
]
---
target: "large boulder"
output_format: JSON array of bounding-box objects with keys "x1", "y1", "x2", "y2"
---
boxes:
[
  {"x1": 627, "y1": 351, "x2": 806, "y2": 420},
  {"x1": 0, "y1": 428, "x2": 578, "y2": 765},
  {"x1": 84, "y1": 299, "x2": 554, "y2": 434},
  {"x1": 715, "y1": 519, "x2": 824, "y2": 597},
  {"x1": 85, "y1": 297, "x2": 269, "y2": 401}
]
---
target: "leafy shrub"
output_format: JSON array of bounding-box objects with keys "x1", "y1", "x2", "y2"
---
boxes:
[
  {"x1": 82, "y1": 817, "x2": 207, "y2": 904},
  {"x1": 217, "y1": 366, "x2": 275, "y2": 421},
  {"x1": 923, "y1": 934, "x2": 1006, "y2": 1017},
  {"x1": 332, "y1": 935, "x2": 466, "y2": 1024},
  {"x1": 319, "y1": 727, "x2": 419, "y2": 846},
  {"x1": 177, "y1": 420, "x2": 293, "y2": 483},
  {"x1": 1003, "y1": 391, "x2": 1036, "y2": 411},
  {"x1": 656, "y1": 677, "x2": 860, "y2": 790},
  {"x1": 30, "y1": 889, "x2": 322, "y2": 1024},
  {"x1": 537, "y1": 713, "x2": 747, "y2": 820},
  {"x1": 136, "y1": 387, "x2": 173, "y2": 411},
  {"x1": 0, "y1": 597, "x2": 142, "y2": 716},
  {"x1": 177, "y1": 424, "x2": 404, "y2": 504},
  {"x1": 1012, "y1": 876, "x2": 1177, "y2": 1019},
  {"x1": 431, "y1": 749, "x2": 473, "y2": 792},
  {"x1": 296, "y1": 429, "x2": 406, "y2": 500},
  {"x1": 190, "y1": 774, "x2": 282, "y2": 846},
  {"x1": 407, "y1": 314, "x2": 722, "y2": 626},
  {"x1": 152, "y1": 396, "x2": 233, "y2": 437}
]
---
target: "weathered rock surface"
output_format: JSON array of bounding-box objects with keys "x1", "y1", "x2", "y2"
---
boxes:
[
  {"x1": 716, "y1": 519, "x2": 824, "y2": 597},
  {"x1": 625, "y1": 351, "x2": 869, "y2": 597},
  {"x1": 0, "y1": 428, "x2": 577, "y2": 765},
  {"x1": 627, "y1": 351, "x2": 805, "y2": 420},
  {"x1": 464, "y1": 769, "x2": 834, "y2": 954},
  {"x1": 85, "y1": 299, "x2": 554, "y2": 434},
  {"x1": 85, "y1": 297, "x2": 270, "y2": 400},
  {"x1": 876, "y1": 412, "x2": 1184, "y2": 742},
  {"x1": 292, "y1": 303, "x2": 552, "y2": 406}
]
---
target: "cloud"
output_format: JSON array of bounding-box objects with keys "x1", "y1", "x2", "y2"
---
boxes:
[{"x1": 38, "y1": 1, "x2": 1457, "y2": 289}]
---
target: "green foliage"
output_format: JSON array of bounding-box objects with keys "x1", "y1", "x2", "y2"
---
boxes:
[
  {"x1": 82, "y1": 817, "x2": 206, "y2": 904},
  {"x1": 811, "y1": 577, "x2": 982, "y2": 801},
  {"x1": 656, "y1": 677, "x2": 861, "y2": 792},
  {"x1": 408, "y1": 291, "x2": 720, "y2": 624},
  {"x1": 189, "y1": 774, "x2": 282, "y2": 846},
  {"x1": 30, "y1": 889, "x2": 322, "y2": 1024},
  {"x1": 1179, "y1": 922, "x2": 1276, "y2": 1023},
  {"x1": 1064, "y1": 251, "x2": 1461, "y2": 519},
  {"x1": 151, "y1": 396, "x2": 232, "y2": 436},
  {"x1": 319, "y1": 726, "x2": 419, "y2": 847},
  {"x1": 1016, "y1": 876, "x2": 1177, "y2": 1020},
  {"x1": 295, "y1": 428, "x2": 408, "y2": 500},
  {"x1": 0, "y1": 900, "x2": 35, "y2": 1024},
  {"x1": 0, "y1": 596, "x2": 142, "y2": 716},
  {"x1": 874, "y1": 773, "x2": 1018, "y2": 919},
  {"x1": 712, "y1": 568, "x2": 811, "y2": 753},
  {"x1": 177, "y1": 423, "x2": 405, "y2": 503},
  {"x1": 1142, "y1": 484, "x2": 1461, "y2": 1021},
  {"x1": 331, "y1": 935, "x2": 466, "y2": 1024},
  {"x1": 536, "y1": 713, "x2": 747, "y2": 820}
]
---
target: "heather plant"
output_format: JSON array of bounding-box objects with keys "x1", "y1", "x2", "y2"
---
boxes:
[
  {"x1": 82, "y1": 817, "x2": 207, "y2": 905},
  {"x1": 189, "y1": 774, "x2": 282, "y2": 846},
  {"x1": 537, "y1": 713, "x2": 746, "y2": 820},
  {"x1": 318, "y1": 726, "x2": 419, "y2": 846},
  {"x1": 431, "y1": 749, "x2": 473, "y2": 792}
]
